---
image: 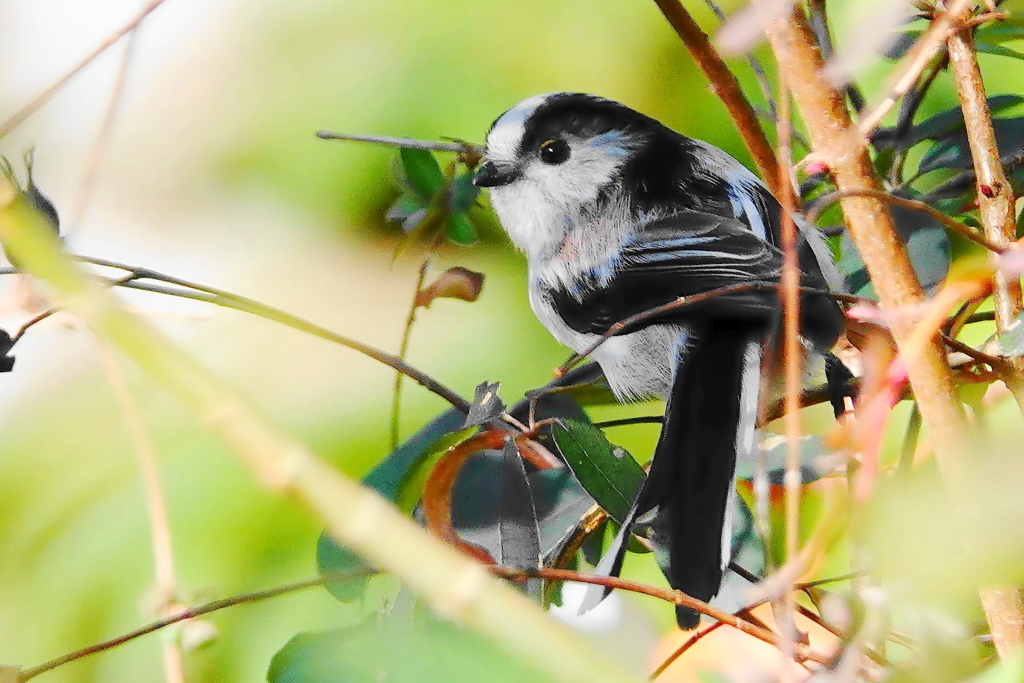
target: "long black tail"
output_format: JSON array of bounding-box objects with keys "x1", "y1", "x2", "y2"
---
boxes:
[
  {"x1": 581, "y1": 323, "x2": 761, "y2": 629},
  {"x1": 662, "y1": 324, "x2": 760, "y2": 627}
]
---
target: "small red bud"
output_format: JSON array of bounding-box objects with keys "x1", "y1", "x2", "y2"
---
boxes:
[
  {"x1": 979, "y1": 183, "x2": 996, "y2": 198},
  {"x1": 805, "y1": 160, "x2": 831, "y2": 176}
]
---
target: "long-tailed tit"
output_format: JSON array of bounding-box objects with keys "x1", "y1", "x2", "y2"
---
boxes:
[{"x1": 473, "y1": 93, "x2": 845, "y2": 628}]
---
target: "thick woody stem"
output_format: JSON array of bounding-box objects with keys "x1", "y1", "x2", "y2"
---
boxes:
[
  {"x1": 652, "y1": 0, "x2": 782, "y2": 194},
  {"x1": 761, "y1": 5, "x2": 972, "y2": 480},
  {"x1": 947, "y1": 6, "x2": 1024, "y2": 657}
]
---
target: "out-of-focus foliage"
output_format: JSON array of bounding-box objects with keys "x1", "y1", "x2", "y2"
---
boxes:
[{"x1": 3, "y1": 1, "x2": 1024, "y2": 682}]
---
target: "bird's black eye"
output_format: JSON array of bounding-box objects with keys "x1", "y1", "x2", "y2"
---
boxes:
[{"x1": 539, "y1": 139, "x2": 571, "y2": 165}]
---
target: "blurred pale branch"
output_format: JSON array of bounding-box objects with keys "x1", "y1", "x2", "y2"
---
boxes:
[
  {"x1": 93, "y1": 340, "x2": 185, "y2": 683},
  {"x1": 0, "y1": 0, "x2": 169, "y2": 140},
  {"x1": 0, "y1": 182, "x2": 641, "y2": 683}
]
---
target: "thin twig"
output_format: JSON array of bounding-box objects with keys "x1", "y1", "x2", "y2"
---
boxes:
[
  {"x1": 21, "y1": 560, "x2": 837, "y2": 682},
  {"x1": 19, "y1": 571, "x2": 376, "y2": 681},
  {"x1": 94, "y1": 339, "x2": 185, "y2": 683},
  {"x1": 489, "y1": 567, "x2": 831, "y2": 666},
  {"x1": 591, "y1": 416, "x2": 664, "y2": 429},
  {"x1": 390, "y1": 258, "x2": 430, "y2": 449},
  {"x1": 777, "y1": 74, "x2": 802, "y2": 676},
  {"x1": 64, "y1": 27, "x2": 141, "y2": 237},
  {"x1": 556, "y1": 282, "x2": 859, "y2": 376},
  {"x1": 806, "y1": 188, "x2": 1006, "y2": 253},
  {"x1": 76, "y1": 255, "x2": 472, "y2": 412},
  {"x1": 0, "y1": 0, "x2": 169, "y2": 140},
  {"x1": 652, "y1": 0, "x2": 782, "y2": 195},
  {"x1": 702, "y1": 0, "x2": 778, "y2": 122},
  {"x1": 316, "y1": 131, "x2": 481, "y2": 155},
  {"x1": 857, "y1": 0, "x2": 976, "y2": 137}
]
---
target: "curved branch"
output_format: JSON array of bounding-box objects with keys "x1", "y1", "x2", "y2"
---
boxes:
[
  {"x1": 77, "y1": 256, "x2": 472, "y2": 412},
  {"x1": 806, "y1": 188, "x2": 1006, "y2": 253}
]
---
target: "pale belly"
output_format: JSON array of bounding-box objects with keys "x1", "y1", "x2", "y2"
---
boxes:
[{"x1": 528, "y1": 282, "x2": 686, "y2": 402}]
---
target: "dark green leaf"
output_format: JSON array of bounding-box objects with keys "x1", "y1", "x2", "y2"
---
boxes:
[
  {"x1": 497, "y1": 440, "x2": 542, "y2": 596},
  {"x1": 888, "y1": 95, "x2": 1024, "y2": 151},
  {"x1": 316, "y1": 409, "x2": 468, "y2": 602},
  {"x1": 977, "y1": 16, "x2": 1024, "y2": 44},
  {"x1": 735, "y1": 435, "x2": 831, "y2": 485},
  {"x1": 976, "y1": 41, "x2": 1024, "y2": 61},
  {"x1": 268, "y1": 614, "x2": 552, "y2": 683},
  {"x1": 385, "y1": 194, "x2": 424, "y2": 222},
  {"x1": 918, "y1": 117, "x2": 1024, "y2": 175},
  {"x1": 883, "y1": 30, "x2": 922, "y2": 60},
  {"x1": 462, "y1": 381, "x2": 504, "y2": 428},
  {"x1": 446, "y1": 212, "x2": 476, "y2": 245},
  {"x1": 399, "y1": 148, "x2": 443, "y2": 200},
  {"x1": 551, "y1": 420, "x2": 644, "y2": 524},
  {"x1": 449, "y1": 447, "x2": 542, "y2": 595},
  {"x1": 447, "y1": 170, "x2": 479, "y2": 213},
  {"x1": 314, "y1": 534, "x2": 372, "y2": 603},
  {"x1": 364, "y1": 408, "x2": 466, "y2": 502},
  {"x1": 839, "y1": 202, "x2": 950, "y2": 298},
  {"x1": 529, "y1": 468, "x2": 595, "y2": 559},
  {"x1": 998, "y1": 313, "x2": 1024, "y2": 357}
]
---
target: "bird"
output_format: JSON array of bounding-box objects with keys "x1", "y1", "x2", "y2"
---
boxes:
[{"x1": 472, "y1": 92, "x2": 846, "y2": 628}]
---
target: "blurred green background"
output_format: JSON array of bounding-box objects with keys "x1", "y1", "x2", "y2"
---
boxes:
[{"x1": 1, "y1": 0, "x2": 1023, "y2": 681}]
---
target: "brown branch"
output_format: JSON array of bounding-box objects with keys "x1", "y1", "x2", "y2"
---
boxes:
[
  {"x1": 556, "y1": 282, "x2": 860, "y2": 376},
  {"x1": 19, "y1": 571, "x2": 376, "y2": 681},
  {"x1": 652, "y1": 0, "x2": 781, "y2": 195},
  {"x1": 763, "y1": 4, "x2": 972, "y2": 482},
  {"x1": 492, "y1": 567, "x2": 831, "y2": 666},
  {"x1": 806, "y1": 188, "x2": 1007, "y2": 254},
  {"x1": 947, "y1": 4, "x2": 1024, "y2": 656},
  {"x1": 0, "y1": 0, "x2": 169, "y2": 139},
  {"x1": 391, "y1": 259, "x2": 430, "y2": 449}
]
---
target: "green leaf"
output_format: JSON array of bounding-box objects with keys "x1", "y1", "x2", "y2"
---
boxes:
[
  {"x1": 496, "y1": 440, "x2": 542, "y2": 597},
  {"x1": 891, "y1": 95, "x2": 1024, "y2": 151},
  {"x1": 268, "y1": 626, "x2": 377, "y2": 683},
  {"x1": 977, "y1": 16, "x2": 1024, "y2": 44},
  {"x1": 976, "y1": 41, "x2": 1024, "y2": 61},
  {"x1": 363, "y1": 408, "x2": 466, "y2": 502},
  {"x1": 314, "y1": 535, "x2": 372, "y2": 603},
  {"x1": 530, "y1": 468, "x2": 595, "y2": 559},
  {"x1": 446, "y1": 212, "x2": 476, "y2": 245},
  {"x1": 736, "y1": 434, "x2": 831, "y2": 485},
  {"x1": 316, "y1": 409, "x2": 466, "y2": 603},
  {"x1": 918, "y1": 117, "x2": 1024, "y2": 175},
  {"x1": 839, "y1": 201, "x2": 950, "y2": 298},
  {"x1": 998, "y1": 313, "x2": 1024, "y2": 357},
  {"x1": 447, "y1": 170, "x2": 480, "y2": 214},
  {"x1": 269, "y1": 614, "x2": 555, "y2": 683},
  {"x1": 385, "y1": 194, "x2": 424, "y2": 222},
  {"x1": 550, "y1": 420, "x2": 644, "y2": 524},
  {"x1": 399, "y1": 148, "x2": 444, "y2": 200}
]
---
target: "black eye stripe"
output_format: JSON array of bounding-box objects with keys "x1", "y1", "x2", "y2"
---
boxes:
[{"x1": 539, "y1": 139, "x2": 571, "y2": 165}]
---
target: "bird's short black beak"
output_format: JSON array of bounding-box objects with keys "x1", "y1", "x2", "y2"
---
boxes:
[{"x1": 472, "y1": 161, "x2": 519, "y2": 188}]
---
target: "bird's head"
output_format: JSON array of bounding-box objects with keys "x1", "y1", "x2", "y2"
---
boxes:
[{"x1": 474, "y1": 93, "x2": 656, "y2": 257}]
